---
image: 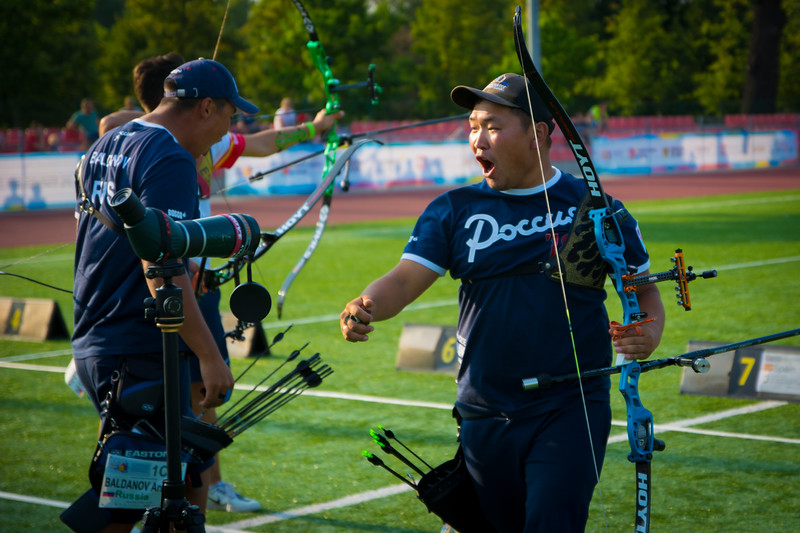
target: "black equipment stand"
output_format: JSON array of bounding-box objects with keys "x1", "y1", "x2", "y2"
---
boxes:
[{"x1": 140, "y1": 260, "x2": 205, "y2": 532}]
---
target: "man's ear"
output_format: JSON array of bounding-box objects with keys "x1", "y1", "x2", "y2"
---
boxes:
[
  {"x1": 533, "y1": 121, "x2": 550, "y2": 147},
  {"x1": 528, "y1": 122, "x2": 550, "y2": 150},
  {"x1": 199, "y1": 97, "x2": 215, "y2": 118}
]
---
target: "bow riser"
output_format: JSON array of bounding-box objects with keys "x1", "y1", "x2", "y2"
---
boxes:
[{"x1": 590, "y1": 209, "x2": 645, "y2": 326}]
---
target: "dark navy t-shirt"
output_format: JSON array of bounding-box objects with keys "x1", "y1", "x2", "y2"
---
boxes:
[
  {"x1": 72, "y1": 119, "x2": 199, "y2": 360},
  {"x1": 402, "y1": 169, "x2": 650, "y2": 418}
]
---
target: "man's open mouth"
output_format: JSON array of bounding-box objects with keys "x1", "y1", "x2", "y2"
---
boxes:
[{"x1": 476, "y1": 156, "x2": 494, "y2": 174}]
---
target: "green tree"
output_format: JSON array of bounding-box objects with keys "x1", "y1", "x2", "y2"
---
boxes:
[
  {"x1": 409, "y1": 0, "x2": 517, "y2": 117},
  {"x1": 236, "y1": 0, "x2": 396, "y2": 121},
  {"x1": 692, "y1": 0, "x2": 751, "y2": 115},
  {"x1": 538, "y1": 4, "x2": 602, "y2": 116},
  {"x1": 777, "y1": 0, "x2": 800, "y2": 110},
  {"x1": 95, "y1": 0, "x2": 231, "y2": 113},
  {"x1": 0, "y1": 0, "x2": 99, "y2": 128},
  {"x1": 357, "y1": 0, "x2": 424, "y2": 119},
  {"x1": 3, "y1": 0, "x2": 799, "y2": 132},
  {"x1": 593, "y1": 0, "x2": 701, "y2": 116}
]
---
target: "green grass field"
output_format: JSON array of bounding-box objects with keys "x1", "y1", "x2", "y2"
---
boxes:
[{"x1": 1, "y1": 188, "x2": 799, "y2": 532}]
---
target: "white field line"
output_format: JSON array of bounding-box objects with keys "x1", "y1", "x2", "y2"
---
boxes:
[
  {"x1": 208, "y1": 484, "x2": 414, "y2": 532},
  {"x1": 0, "y1": 361, "x2": 66, "y2": 372},
  {"x1": 0, "y1": 349, "x2": 73, "y2": 363},
  {"x1": 0, "y1": 490, "x2": 69, "y2": 509},
  {"x1": 631, "y1": 193, "x2": 800, "y2": 214},
  {"x1": 2, "y1": 390, "x2": 793, "y2": 533},
  {"x1": 607, "y1": 400, "x2": 791, "y2": 444}
]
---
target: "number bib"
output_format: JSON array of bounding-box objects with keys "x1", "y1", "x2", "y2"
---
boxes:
[
  {"x1": 99, "y1": 452, "x2": 186, "y2": 509},
  {"x1": 90, "y1": 429, "x2": 190, "y2": 510}
]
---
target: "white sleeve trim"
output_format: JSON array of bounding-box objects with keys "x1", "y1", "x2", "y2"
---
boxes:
[{"x1": 401, "y1": 253, "x2": 446, "y2": 276}]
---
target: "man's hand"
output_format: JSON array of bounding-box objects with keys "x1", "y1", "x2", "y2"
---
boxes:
[
  {"x1": 340, "y1": 296, "x2": 375, "y2": 342},
  {"x1": 197, "y1": 354, "x2": 234, "y2": 410},
  {"x1": 312, "y1": 108, "x2": 344, "y2": 138},
  {"x1": 610, "y1": 320, "x2": 661, "y2": 361}
]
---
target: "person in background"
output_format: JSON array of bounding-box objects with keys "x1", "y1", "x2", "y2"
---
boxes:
[
  {"x1": 339, "y1": 73, "x2": 664, "y2": 532},
  {"x1": 273, "y1": 97, "x2": 297, "y2": 129},
  {"x1": 588, "y1": 100, "x2": 609, "y2": 135},
  {"x1": 120, "y1": 95, "x2": 142, "y2": 112},
  {"x1": 99, "y1": 52, "x2": 342, "y2": 514},
  {"x1": 66, "y1": 97, "x2": 100, "y2": 149}
]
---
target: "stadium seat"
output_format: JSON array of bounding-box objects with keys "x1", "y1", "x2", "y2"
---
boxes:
[
  {"x1": 59, "y1": 127, "x2": 84, "y2": 152},
  {"x1": 2, "y1": 128, "x2": 23, "y2": 153},
  {"x1": 724, "y1": 114, "x2": 749, "y2": 128}
]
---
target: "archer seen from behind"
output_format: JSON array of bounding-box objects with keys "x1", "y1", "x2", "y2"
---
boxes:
[
  {"x1": 66, "y1": 59, "x2": 258, "y2": 532},
  {"x1": 340, "y1": 74, "x2": 665, "y2": 532}
]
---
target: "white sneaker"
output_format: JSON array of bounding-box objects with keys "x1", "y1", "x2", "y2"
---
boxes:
[{"x1": 207, "y1": 481, "x2": 262, "y2": 513}]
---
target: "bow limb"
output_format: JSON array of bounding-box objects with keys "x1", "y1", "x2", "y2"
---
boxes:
[
  {"x1": 513, "y1": 6, "x2": 653, "y2": 532},
  {"x1": 511, "y1": 7, "x2": 611, "y2": 525},
  {"x1": 276, "y1": 0, "x2": 343, "y2": 317},
  {"x1": 201, "y1": 139, "x2": 379, "y2": 292},
  {"x1": 512, "y1": 7, "x2": 647, "y2": 353}
]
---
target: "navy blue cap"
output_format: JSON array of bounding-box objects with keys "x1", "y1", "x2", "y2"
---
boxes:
[
  {"x1": 451, "y1": 73, "x2": 554, "y2": 133},
  {"x1": 165, "y1": 58, "x2": 258, "y2": 114}
]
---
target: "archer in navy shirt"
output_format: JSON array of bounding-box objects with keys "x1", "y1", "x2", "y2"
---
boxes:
[{"x1": 340, "y1": 74, "x2": 665, "y2": 532}]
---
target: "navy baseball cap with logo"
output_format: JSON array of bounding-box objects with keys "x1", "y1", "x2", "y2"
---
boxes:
[
  {"x1": 451, "y1": 73, "x2": 554, "y2": 133},
  {"x1": 165, "y1": 58, "x2": 259, "y2": 114}
]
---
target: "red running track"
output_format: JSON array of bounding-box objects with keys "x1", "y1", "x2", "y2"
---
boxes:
[{"x1": 1, "y1": 166, "x2": 798, "y2": 248}]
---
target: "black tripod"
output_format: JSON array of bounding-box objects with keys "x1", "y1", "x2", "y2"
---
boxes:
[{"x1": 140, "y1": 259, "x2": 205, "y2": 533}]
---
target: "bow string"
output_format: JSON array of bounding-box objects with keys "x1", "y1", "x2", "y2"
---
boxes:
[
  {"x1": 511, "y1": 7, "x2": 612, "y2": 531},
  {"x1": 512, "y1": 6, "x2": 720, "y2": 532},
  {"x1": 512, "y1": 5, "x2": 665, "y2": 531}
]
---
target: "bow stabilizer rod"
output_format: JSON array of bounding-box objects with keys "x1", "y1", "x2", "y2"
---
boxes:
[{"x1": 522, "y1": 328, "x2": 800, "y2": 390}]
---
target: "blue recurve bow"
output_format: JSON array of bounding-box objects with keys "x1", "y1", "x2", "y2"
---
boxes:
[{"x1": 512, "y1": 6, "x2": 659, "y2": 531}]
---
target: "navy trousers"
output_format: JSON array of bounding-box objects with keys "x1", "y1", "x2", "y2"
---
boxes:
[{"x1": 460, "y1": 399, "x2": 612, "y2": 533}]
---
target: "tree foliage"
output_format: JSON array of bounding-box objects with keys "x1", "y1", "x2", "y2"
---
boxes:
[
  {"x1": 0, "y1": 0, "x2": 98, "y2": 128},
  {"x1": 95, "y1": 0, "x2": 231, "y2": 112},
  {"x1": 692, "y1": 0, "x2": 752, "y2": 115},
  {"x1": 236, "y1": 0, "x2": 401, "y2": 121},
  {"x1": 1, "y1": 0, "x2": 798, "y2": 129},
  {"x1": 409, "y1": 0, "x2": 518, "y2": 117},
  {"x1": 777, "y1": 0, "x2": 800, "y2": 110}
]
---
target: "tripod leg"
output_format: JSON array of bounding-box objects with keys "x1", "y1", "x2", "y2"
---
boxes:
[{"x1": 140, "y1": 501, "x2": 205, "y2": 532}]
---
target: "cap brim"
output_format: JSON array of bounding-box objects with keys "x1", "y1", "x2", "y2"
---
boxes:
[
  {"x1": 451, "y1": 86, "x2": 520, "y2": 111},
  {"x1": 232, "y1": 96, "x2": 259, "y2": 115}
]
